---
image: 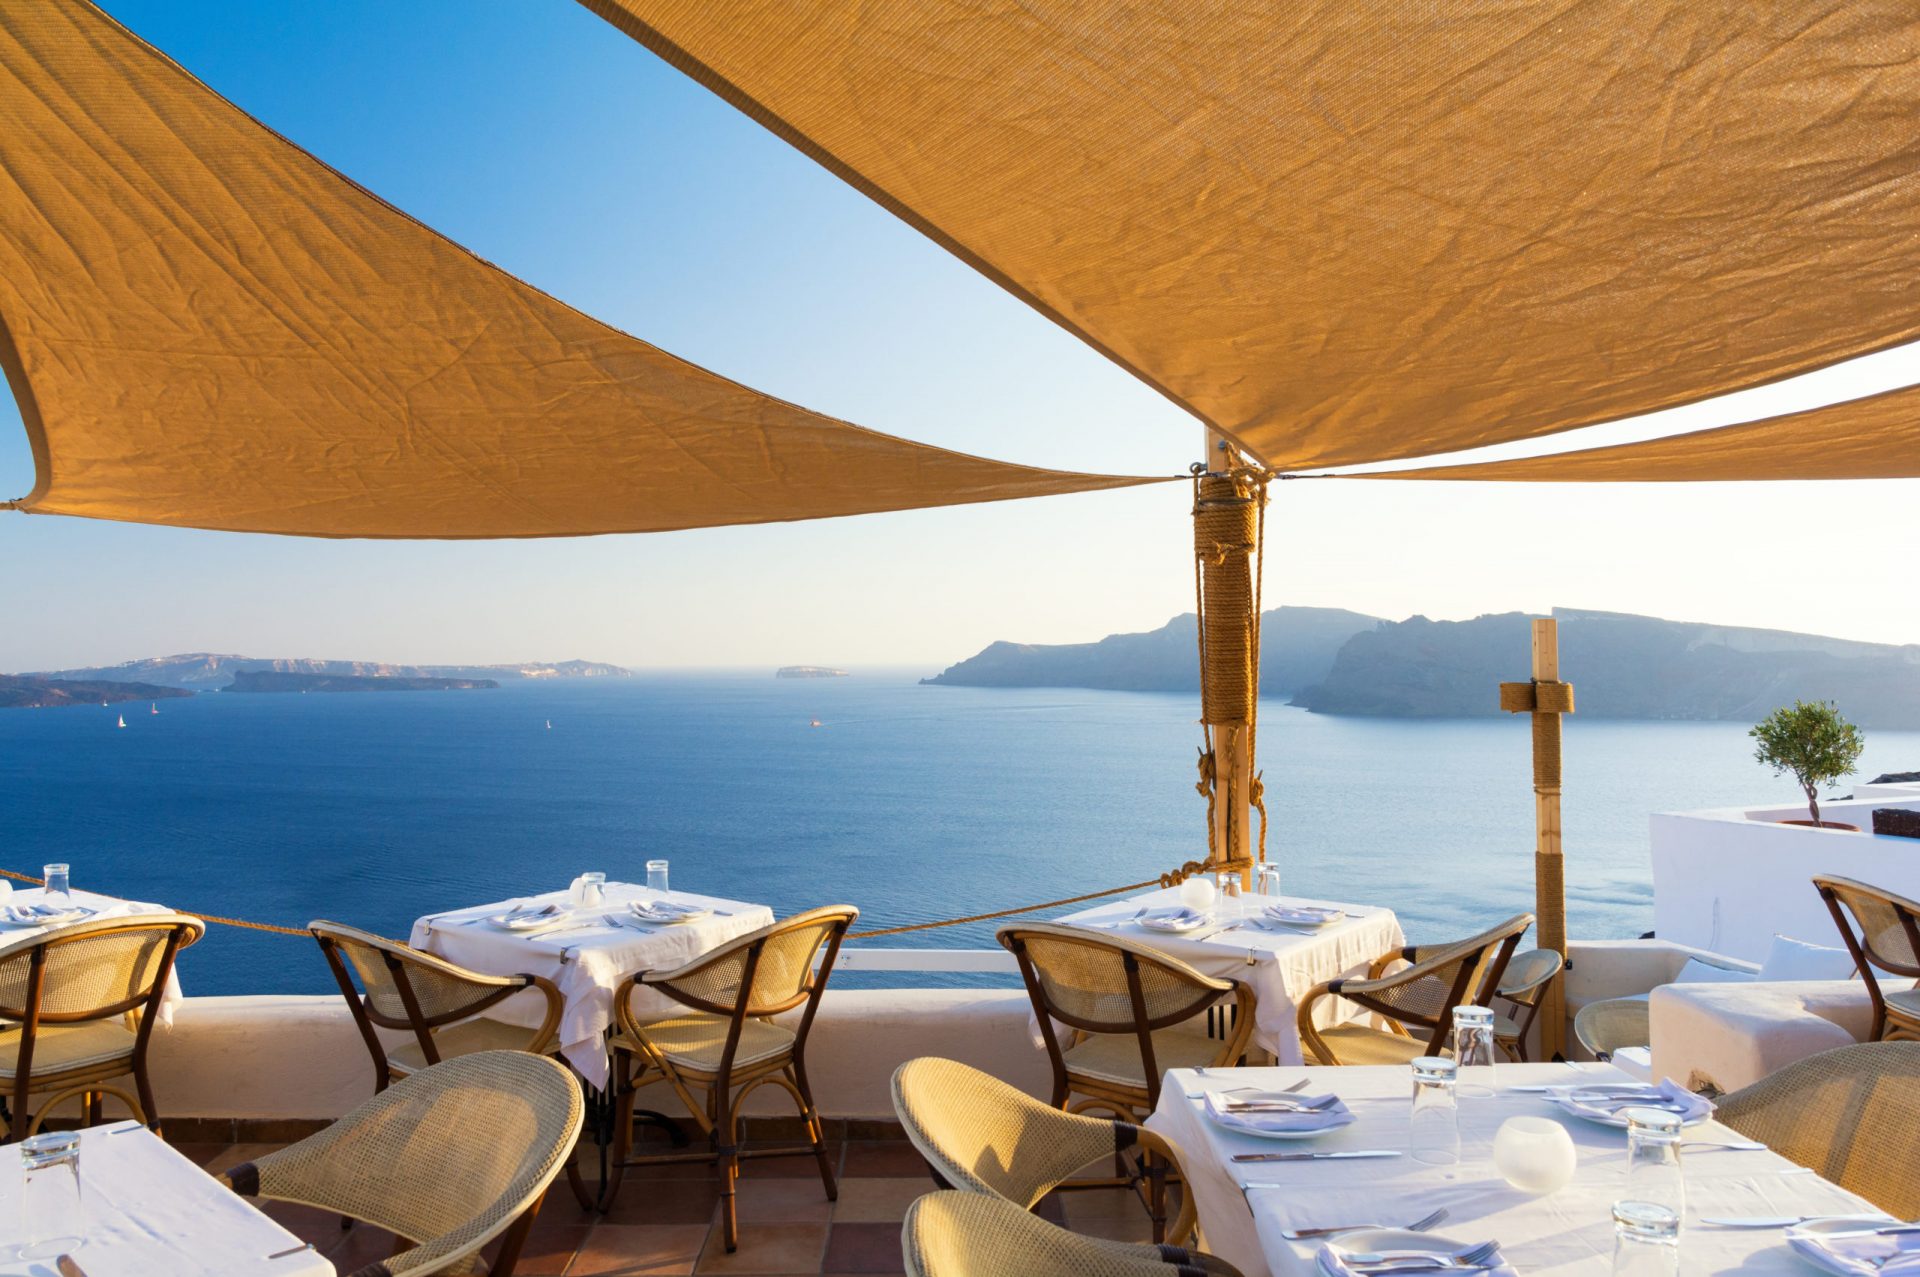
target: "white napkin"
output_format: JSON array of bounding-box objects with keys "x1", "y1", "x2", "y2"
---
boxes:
[
  {"x1": 1789, "y1": 1228, "x2": 1920, "y2": 1277},
  {"x1": 1204, "y1": 1090, "x2": 1355, "y2": 1135},
  {"x1": 487, "y1": 901, "x2": 565, "y2": 929},
  {"x1": 1138, "y1": 906, "x2": 1211, "y2": 932},
  {"x1": 1560, "y1": 1078, "x2": 1714, "y2": 1124},
  {"x1": 1263, "y1": 904, "x2": 1344, "y2": 926},
  {"x1": 1318, "y1": 1244, "x2": 1518, "y2": 1277},
  {"x1": 630, "y1": 898, "x2": 709, "y2": 923},
  {"x1": 3, "y1": 900, "x2": 92, "y2": 924}
]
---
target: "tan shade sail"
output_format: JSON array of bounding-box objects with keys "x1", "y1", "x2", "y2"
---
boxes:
[
  {"x1": 586, "y1": 0, "x2": 1920, "y2": 471},
  {"x1": 0, "y1": 1, "x2": 1162, "y2": 540},
  {"x1": 1357, "y1": 385, "x2": 1920, "y2": 483}
]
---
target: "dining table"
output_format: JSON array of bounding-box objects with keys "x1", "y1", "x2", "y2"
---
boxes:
[
  {"x1": 0, "y1": 1122, "x2": 332, "y2": 1277},
  {"x1": 409, "y1": 881, "x2": 775, "y2": 1090},
  {"x1": 0, "y1": 887, "x2": 188, "y2": 1027},
  {"x1": 1055, "y1": 886, "x2": 1405, "y2": 1064},
  {"x1": 1150, "y1": 1061, "x2": 1887, "y2": 1277}
]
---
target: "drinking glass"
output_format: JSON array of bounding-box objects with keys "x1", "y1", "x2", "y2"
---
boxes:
[
  {"x1": 42, "y1": 864, "x2": 71, "y2": 906},
  {"x1": 1611, "y1": 1201, "x2": 1680, "y2": 1277},
  {"x1": 1409, "y1": 1056, "x2": 1460, "y2": 1165},
  {"x1": 646, "y1": 860, "x2": 670, "y2": 894},
  {"x1": 1624, "y1": 1108, "x2": 1686, "y2": 1227},
  {"x1": 1451, "y1": 1004, "x2": 1497, "y2": 1097},
  {"x1": 581, "y1": 872, "x2": 606, "y2": 907},
  {"x1": 1215, "y1": 871, "x2": 1241, "y2": 900},
  {"x1": 19, "y1": 1131, "x2": 83, "y2": 1259},
  {"x1": 1257, "y1": 865, "x2": 1282, "y2": 897}
]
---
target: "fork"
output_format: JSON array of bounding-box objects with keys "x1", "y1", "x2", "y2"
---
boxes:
[
  {"x1": 1283, "y1": 1207, "x2": 1450, "y2": 1241},
  {"x1": 1343, "y1": 1240, "x2": 1501, "y2": 1272},
  {"x1": 1681, "y1": 1140, "x2": 1766, "y2": 1152}
]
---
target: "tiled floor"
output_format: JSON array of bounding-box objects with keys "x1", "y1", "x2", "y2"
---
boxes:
[{"x1": 170, "y1": 1135, "x2": 1163, "y2": 1276}]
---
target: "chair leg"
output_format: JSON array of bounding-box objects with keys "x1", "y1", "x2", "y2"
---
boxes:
[
  {"x1": 134, "y1": 1059, "x2": 162, "y2": 1139},
  {"x1": 491, "y1": 1188, "x2": 545, "y2": 1277},
  {"x1": 717, "y1": 1097, "x2": 741, "y2": 1253},
  {"x1": 791, "y1": 1063, "x2": 837, "y2": 1202},
  {"x1": 1146, "y1": 1148, "x2": 1167, "y2": 1244}
]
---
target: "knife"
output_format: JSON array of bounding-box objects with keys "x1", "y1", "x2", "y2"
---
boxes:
[
  {"x1": 1235, "y1": 1150, "x2": 1403, "y2": 1163},
  {"x1": 1698, "y1": 1216, "x2": 1904, "y2": 1229}
]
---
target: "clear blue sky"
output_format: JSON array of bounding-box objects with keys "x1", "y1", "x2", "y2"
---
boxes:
[{"x1": 3, "y1": 1, "x2": 1916, "y2": 673}]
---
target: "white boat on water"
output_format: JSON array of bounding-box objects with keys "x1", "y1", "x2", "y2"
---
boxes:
[
  {"x1": 116, "y1": 713, "x2": 126, "y2": 728},
  {"x1": 150, "y1": 702, "x2": 159, "y2": 714}
]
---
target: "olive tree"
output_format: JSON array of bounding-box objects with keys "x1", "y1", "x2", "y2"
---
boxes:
[{"x1": 1750, "y1": 700, "x2": 1865, "y2": 826}]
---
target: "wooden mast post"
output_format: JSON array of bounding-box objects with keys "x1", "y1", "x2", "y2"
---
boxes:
[
  {"x1": 1196, "y1": 433, "x2": 1259, "y2": 888},
  {"x1": 1500, "y1": 617, "x2": 1574, "y2": 1057}
]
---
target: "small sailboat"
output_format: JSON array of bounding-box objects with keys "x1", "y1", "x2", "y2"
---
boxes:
[
  {"x1": 809, "y1": 717, "x2": 823, "y2": 728},
  {"x1": 116, "y1": 713, "x2": 127, "y2": 728},
  {"x1": 150, "y1": 702, "x2": 159, "y2": 715},
  {"x1": 545, "y1": 719, "x2": 552, "y2": 730}
]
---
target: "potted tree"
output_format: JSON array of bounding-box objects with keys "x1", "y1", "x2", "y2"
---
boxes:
[{"x1": 1750, "y1": 699, "x2": 1866, "y2": 831}]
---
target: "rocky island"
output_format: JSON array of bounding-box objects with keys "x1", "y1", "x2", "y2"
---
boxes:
[
  {"x1": 776, "y1": 666, "x2": 848, "y2": 679},
  {"x1": 27, "y1": 653, "x2": 628, "y2": 688},
  {"x1": 0, "y1": 675, "x2": 193, "y2": 710},
  {"x1": 226, "y1": 671, "x2": 498, "y2": 694}
]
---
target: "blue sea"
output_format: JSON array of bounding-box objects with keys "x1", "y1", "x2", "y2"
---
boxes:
[{"x1": 4, "y1": 673, "x2": 1917, "y2": 996}]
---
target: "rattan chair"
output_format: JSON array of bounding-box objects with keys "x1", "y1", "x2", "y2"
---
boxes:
[
  {"x1": 1572, "y1": 997, "x2": 1649, "y2": 1062},
  {"x1": 608, "y1": 905, "x2": 857, "y2": 1252},
  {"x1": 0, "y1": 912, "x2": 204, "y2": 1140},
  {"x1": 309, "y1": 921, "x2": 563, "y2": 1090},
  {"x1": 1492, "y1": 948, "x2": 1565, "y2": 1061},
  {"x1": 893, "y1": 1056, "x2": 1204, "y2": 1250},
  {"x1": 1295, "y1": 914, "x2": 1532, "y2": 1066},
  {"x1": 1716, "y1": 1042, "x2": 1920, "y2": 1219},
  {"x1": 997, "y1": 923, "x2": 1255, "y2": 1117},
  {"x1": 1814, "y1": 876, "x2": 1920, "y2": 1042},
  {"x1": 221, "y1": 1050, "x2": 582, "y2": 1277},
  {"x1": 902, "y1": 1189, "x2": 1244, "y2": 1277}
]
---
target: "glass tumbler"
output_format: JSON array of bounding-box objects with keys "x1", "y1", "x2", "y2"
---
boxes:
[
  {"x1": 1257, "y1": 865, "x2": 1282, "y2": 897},
  {"x1": 1624, "y1": 1107, "x2": 1686, "y2": 1228},
  {"x1": 1611, "y1": 1201, "x2": 1680, "y2": 1277},
  {"x1": 646, "y1": 860, "x2": 670, "y2": 894},
  {"x1": 42, "y1": 864, "x2": 71, "y2": 905},
  {"x1": 1452, "y1": 1004, "x2": 1497, "y2": 1097},
  {"x1": 580, "y1": 872, "x2": 606, "y2": 907},
  {"x1": 19, "y1": 1131, "x2": 84, "y2": 1259},
  {"x1": 1215, "y1": 871, "x2": 1241, "y2": 900},
  {"x1": 1409, "y1": 1056, "x2": 1460, "y2": 1165}
]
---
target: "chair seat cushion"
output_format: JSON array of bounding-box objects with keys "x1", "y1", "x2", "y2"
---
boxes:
[
  {"x1": 621, "y1": 1013, "x2": 796, "y2": 1073},
  {"x1": 1308, "y1": 1024, "x2": 1434, "y2": 1067},
  {"x1": 1062, "y1": 1026, "x2": 1225, "y2": 1089},
  {"x1": 387, "y1": 1016, "x2": 539, "y2": 1074},
  {"x1": 0, "y1": 1020, "x2": 138, "y2": 1080}
]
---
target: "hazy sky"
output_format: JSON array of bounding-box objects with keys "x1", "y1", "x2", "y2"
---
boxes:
[{"x1": 4, "y1": 1, "x2": 1917, "y2": 674}]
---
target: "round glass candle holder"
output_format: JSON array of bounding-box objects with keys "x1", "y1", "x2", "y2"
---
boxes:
[
  {"x1": 1179, "y1": 875, "x2": 1217, "y2": 911},
  {"x1": 1493, "y1": 1115, "x2": 1578, "y2": 1194}
]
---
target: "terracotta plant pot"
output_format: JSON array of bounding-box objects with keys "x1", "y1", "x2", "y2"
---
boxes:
[{"x1": 1778, "y1": 819, "x2": 1862, "y2": 832}]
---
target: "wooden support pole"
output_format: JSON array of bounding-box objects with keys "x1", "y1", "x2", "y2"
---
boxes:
[
  {"x1": 1198, "y1": 433, "x2": 1256, "y2": 888},
  {"x1": 1500, "y1": 617, "x2": 1573, "y2": 1058}
]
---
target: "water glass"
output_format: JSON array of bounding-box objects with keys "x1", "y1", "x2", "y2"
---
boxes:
[
  {"x1": 1409, "y1": 1056, "x2": 1460, "y2": 1165},
  {"x1": 580, "y1": 872, "x2": 606, "y2": 907},
  {"x1": 1215, "y1": 871, "x2": 1241, "y2": 899},
  {"x1": 1624, "y1": 1107, "x2": 1686, "y2": 1227},
  {"x1": 1257, "y1": 865, "x2": 1281, "y2": 897},
  {"x1": 42, "y1": 863, "x2": 71, "y2": 905},
  {"x1": 19, "y1": 1131, "x2": 84, "y2": 1259},
  {"x1": 1451, "y1": 1004, "x2": 1497, "y2": 1097},
  {"x1": 1611, "y1": 1200, "x2": 1680, "y2": 1277},
  {"x1": 646, "y1": 859, "x2": 670, "y2": 894}
]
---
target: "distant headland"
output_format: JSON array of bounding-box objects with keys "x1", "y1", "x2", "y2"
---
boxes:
[
  {"x1": 227, "y1": 671, "x2": 498, "y2": 694},
  {"x1": 777, "y1": 666, "x2": 848, "y2": 679},
  {"x1": 0, "y1": 675, "x2": 193, "y2": 710}
]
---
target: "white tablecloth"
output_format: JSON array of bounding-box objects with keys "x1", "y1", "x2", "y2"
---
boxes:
[
  {"x1": 1149, "y1": 1062, "x2": 1881, "y2": 1277},
  {"x1": 0, "y1": 889, "x2": 187, "y2": 1028},
  {"x1": 411, "y1": 883, "x2": 774, "y2": 1089},
  {"x1": 1056, "y1": 888, "x2": 1404, "y2": 1064},
  {"x1": 0, "y1": 1122, "x2": 332, "y2": 1277}
]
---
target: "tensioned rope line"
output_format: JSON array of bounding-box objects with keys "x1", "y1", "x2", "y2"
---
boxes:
[{"x1": 1, "y1": 867, "x2": 1210, "y2": 942}]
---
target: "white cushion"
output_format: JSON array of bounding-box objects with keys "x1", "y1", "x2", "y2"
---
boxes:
[
  {"x1": 1756, "y1": 935, "x2": 1857, "y2": 982},
  {"x1": 1675, "y1": 958, "x2": 1753, "y2": 984}
]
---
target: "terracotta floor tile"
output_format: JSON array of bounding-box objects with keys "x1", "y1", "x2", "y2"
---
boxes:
[
  {"x1": 732, "y1": 1178, "x2": 836, "y2": 1223},
  {"x1": 829, "y1": 1179, "x2": 928, "y2": 1225},
  {"x1": 1068, "y1": 1214, "x2": 1158, "y2": 1244},
  {"x1": 565, "y1": 1223, "x2": 711, "y2": 1276},
  {"x1": 258, "y1": 1198, "x2": 347, "y2": 1245},
  {"x1": 322, "y1": 1223, "x2": 410, "y2": 1272},
  {"x1": 504, "y1": 1222, "x2": 592, "y2": 1276},
  {"x1": 603, "y1": 1177, "x2": 722, "y2": 1226},
  {"x1": 693, "y1": 1222, "x2": 829, "y2": 1274},
  {"x1": 820, "y1": 1222, "x2": 904, "y2": 1273},
  {"x1": 839, "y1": 1143, "x2": 926, "y2": 1178},
  {"x1": 1060, "y1": 1184, "x2": 1148, "y2": 1222},
  {"x1": 200, "y1": 1143, "x2": 284, "y2": 1176},
  {"x1": 740, "y1": 1147, "x2": 840, "y2": 1180},
  {"x1": 165, "y1": 1140, "x2": 228, "y2": 1166}
]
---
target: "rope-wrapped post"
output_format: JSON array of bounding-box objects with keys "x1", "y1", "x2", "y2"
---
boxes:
[
  {"x1": 1498, "y1": 617, "x2": 1575, "y2": 1058},
  {"x1": 1193, "y1": 454, "x2": 1264, "y2": 888}
]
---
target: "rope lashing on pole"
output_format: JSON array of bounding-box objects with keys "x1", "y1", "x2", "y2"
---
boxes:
[
  {"x1": 1192, "y1": 462, "x2": 1272, "y2": 876},
  {"x1": 1499, "y1": 621, "x2": 1576, "y2": 1057}
]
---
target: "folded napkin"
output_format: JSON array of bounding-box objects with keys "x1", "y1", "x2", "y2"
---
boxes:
[
  {"x1": 1263, "y1": 904, "x2": 1345, "y2": 926},
  {"x1": 1789, "y1": 1227, "x2": 1920, "y2": 1277},
  {"x1": 487, "y1": 901, "x2": 565, "y2": 929},
  {"x1": 3, "y1": 900, "x2": 92, "y2": 924},
  {"x1": 1317, "y1": 1241, "x2": 1516, "y2": 1277},
  {"x1": 1137, "y1": 906, "x2": 1211, "y2": 933},
  {"x1": 630, "y1": 899, "x2": 709, "y2": 922},
  {"x1": 1561, "y1": 1078, "x2": 1714, "y2": 1124},
  {"x1": 1204, "y1": 1090, "x2": 1355, "y2": 1135}
]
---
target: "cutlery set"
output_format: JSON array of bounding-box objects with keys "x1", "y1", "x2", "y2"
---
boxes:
[{"x1": 1282, "y1": 1207, "x2": 1450, "y2": 1241}]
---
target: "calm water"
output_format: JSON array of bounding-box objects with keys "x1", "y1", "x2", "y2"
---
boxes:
[{"x1": 3, "y1": 673, "x2": 1916, "y2": 995}]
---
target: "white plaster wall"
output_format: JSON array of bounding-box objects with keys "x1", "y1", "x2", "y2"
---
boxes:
[{"x1": 1651, "y1": 803, "x2": 1920, "y2": 962}]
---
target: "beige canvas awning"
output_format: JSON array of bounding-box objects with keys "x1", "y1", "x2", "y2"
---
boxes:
[
  {"x1": 1353, "y1": 384, "x2": 1920, "y2": 483},
  {"x1": 0, "y1": 0, "x2": 1164, "y2": 539},
  {"x1": 584, "y1": 0, "x2": 1920, "y2": 472}
]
